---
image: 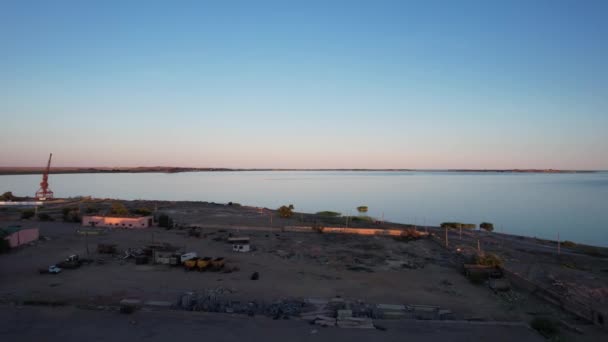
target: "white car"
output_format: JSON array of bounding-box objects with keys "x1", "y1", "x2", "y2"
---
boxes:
[{"x1": 48, "y1": 265, "x2": 62, "y2": 274}]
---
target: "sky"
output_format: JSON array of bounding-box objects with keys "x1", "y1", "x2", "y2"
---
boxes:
[{"x1": 1, "y1": 0, "x2": 607, "y2": 169}]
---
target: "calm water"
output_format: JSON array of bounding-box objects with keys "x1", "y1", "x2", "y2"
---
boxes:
[{"x1": 1, "y1": 171, "x2": 607, "y2": 246}]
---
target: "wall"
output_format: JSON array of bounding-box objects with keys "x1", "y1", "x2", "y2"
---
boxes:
[{"x1": 4, "y1": 228, "x2": 39, "y2": 248}]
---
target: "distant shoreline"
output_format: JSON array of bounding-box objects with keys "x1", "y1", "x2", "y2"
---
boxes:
[{"x1": 0, "y1": 167, "x2": 598, "y2": 176}]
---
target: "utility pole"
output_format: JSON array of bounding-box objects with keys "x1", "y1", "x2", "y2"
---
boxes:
[
  {"x1": 445, "y1": 227, "x2": 449, "y2": 248},
  {"x1": 477, "y1": 239, "x2": 481, "y2": 254},
  {"x1": 85, "y1": 230, "x2": 89, "y2": 256},
  {"x1": 557, "y1": 232, "x2": 561, "y2": 255}
]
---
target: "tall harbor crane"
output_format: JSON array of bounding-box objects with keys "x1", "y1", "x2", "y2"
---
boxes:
[{"x1": 35, "y1": 153, "x2": 54, "y2": 201}]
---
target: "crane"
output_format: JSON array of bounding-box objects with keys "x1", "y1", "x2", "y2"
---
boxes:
[{"x1": 35, "y1": 153, "x2": 54, "y2": 201}]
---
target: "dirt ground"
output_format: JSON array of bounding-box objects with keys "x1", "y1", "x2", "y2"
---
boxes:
[
  {"x1": 1, "y1": 199, "x2": 608, "y2": 341},
  {"x1": 0, "y1": 305, "x2": 545, "y2": 342}
]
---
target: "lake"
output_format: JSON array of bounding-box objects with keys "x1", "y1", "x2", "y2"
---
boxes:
[{"x1": 1, "y1": 171, "x2": 607, "y2": 246}]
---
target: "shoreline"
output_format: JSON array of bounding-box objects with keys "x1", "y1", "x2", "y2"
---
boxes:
[
  {"x1": 0, "y1": 167, "x2": 599, "y2": 176},
  {"x1": 2, "y1": 196, "x2": 607, "y2": 252}
]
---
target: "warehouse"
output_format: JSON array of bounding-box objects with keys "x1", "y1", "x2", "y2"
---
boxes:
[{"x1": 82, "y1": 215, "x2": 153, "y2": 229}]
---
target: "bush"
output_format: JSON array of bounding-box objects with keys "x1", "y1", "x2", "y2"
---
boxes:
[
  {"x1": 21, "y1": 209, "x2": 35, "y2": 219},
  {"x1": 37, "y1": 213, "x2": 53, "y2": 221},
  {"x1": 357, "y1": 206, "x2": 368, "y2": 213},
  {"x1": 131, "y1": 207, "x2": 152, "y2": 216},
  {"x1": 441, "y1": 222, "x2": 462, "y2": 229},
  {"x1": 351, "y1": 215, "x2": 374, "y2": 222},
  {"x1": 316, "y1": 211, "x2": 341, "y2": 217},
  {"x1": 480, "y1": 222, "x2": 494, "y2": 232},
  {"x1": 475, "y1": 253, "x2": 503, "y2": 267},
  {"x1": 62, "y1": 207, "x2": 80, "y2": 222},
  {"x1": 158, "y1": 214, "x2": 173, "y2": 228},
  {"x1": 530, "y1": 317, "x2": 559, "y2": 338},
  {"x1": 109, "y1": 202, "x2": 129, "y2": 215},
  {"x1": 277, "y1": 205, "x2": 294, "y2": 218},
  {"x1": 561, "y1": 240, "x2": 576, "y2": 248}
]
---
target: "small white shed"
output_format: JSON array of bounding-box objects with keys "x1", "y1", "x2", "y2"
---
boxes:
[{"x1": 232, "y1": 243, "x2": 251, "y2": 253}]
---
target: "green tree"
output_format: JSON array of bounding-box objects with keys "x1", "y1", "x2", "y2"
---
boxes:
[
  {"x1": 110, "y1": 202, "x2": 129, "y2": 215},
  {"x1": 277, "y1": 205, "x2": 294, "y2": 218},
  {"x1": 0, "y1": 192, "x2": 15, "y2": 201},
  {"x1": 480, "y1": 222, "x2": 494, "y2": 232},
  {"x1": 131, "y1": 207, "x2": 152, "y2": 216}
]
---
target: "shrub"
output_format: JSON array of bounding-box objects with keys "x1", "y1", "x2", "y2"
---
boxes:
[
  {"x1": 530, "y1": 317, "x2": 559, "y2": 338},
  {"x1": 357, "y1": 206, "x2": 368, "y2": 213},
  {"x1": 131, "y1": 207, "x2": 152, "y2": 216},
  {"x1": 480, "y1": 222, "x2": 494, "y2": 232},
  {"x1": 62, "y1": 207, "x2": 79, "y2": 221},
  {"x1": 561, "y1": 240, "x2": 576, "y2": 248},
  {"x1": 351, "y1": 215, "x2": 374, "y2": 222},
  {"x1": 158, "y1": 214, "x2": 173, "y2": 228},
  {"x1": 277, "y1": 205, "x2": 294, "y2": 218},
  {"x1": 316, "y1": 211, "x2": 341, "y2": 217},
  {"x1": 21, "y1": 209, "x2": 35, "y2": 219},
  {"x1": 109, "y1": 202, "x2": 129, "y2": 215},
  {"x1": 38, "y1": 213, "x2": 53, "y2": 221},
  {"x1": 475, "y1": 253, "x2": 503, "y2": 267},
  {"x1": 441, "y1": 222, "x2": 462, "y2": 229}
]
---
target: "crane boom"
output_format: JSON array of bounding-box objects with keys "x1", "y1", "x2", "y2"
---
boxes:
[{"x1": 35, "y1": 153, "x2": 54, "y2": 201}]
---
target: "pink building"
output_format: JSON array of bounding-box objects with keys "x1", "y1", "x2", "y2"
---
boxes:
[
  {"x1": 1, "y1": 226, "x2": 40, "y2": 248},
  {"x1": 82, "y1": 215, "x2": 153, "y2": 229}
]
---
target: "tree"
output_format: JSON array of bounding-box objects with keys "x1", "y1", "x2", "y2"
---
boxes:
[
  {"x1": 62, "y1": 207, "x2": 80, "y2": 222},
  {"x1": 480, "y1": 222, "x2": 494, "y2": 232},
  {"x1": 277, "y1": 205, "x2": 294, "y2": 218},
  {"x1": 110, "y1": 202, "x2": 129, "y2": 216},
  {"x1": 0, "y1": 192, "x2": 15, "y2": 201},
  {"x1": 131, "y1": 207, "x2": 152, "y2": 216}
]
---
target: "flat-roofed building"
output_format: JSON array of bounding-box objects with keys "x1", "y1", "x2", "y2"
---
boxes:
[
  {"x1": 82, "y1": 215, "x2": 153, "y2": 229},
  {"x1": 1, "y1": 226, "x2": 39, "y2": 248}
]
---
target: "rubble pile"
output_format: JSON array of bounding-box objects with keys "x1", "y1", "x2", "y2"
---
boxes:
[{"x1": 178, "y1": 292, "x2": 455, "y2": 327}]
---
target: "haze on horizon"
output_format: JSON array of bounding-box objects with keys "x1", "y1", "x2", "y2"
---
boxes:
[{"x1": 1, "y1": 1, "x2": 607, "y2": 170}]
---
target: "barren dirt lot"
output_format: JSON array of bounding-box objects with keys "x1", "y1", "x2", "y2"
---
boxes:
[
  {"x1": 0, "y1": 305, "x2": 545, "y2": 342},
  {"x1": 2, "y1": 199, "x2": 608, "y2": 341},
  {"x1": 1, "y1": 220, "x2": 513, "y2": 321}
]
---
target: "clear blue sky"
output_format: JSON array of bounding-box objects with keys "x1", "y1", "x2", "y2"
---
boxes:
[{"x1": 1, "y1": 0, "x2": 607, "y2": 169}]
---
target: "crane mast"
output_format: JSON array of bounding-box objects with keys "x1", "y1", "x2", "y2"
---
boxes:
[{"x1": 35, "y1": 153, "x2": 54, "y2": 201}]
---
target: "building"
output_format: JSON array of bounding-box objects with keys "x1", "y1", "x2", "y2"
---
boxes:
[
  {"x1": 229, "y1": 237, "x2": 251, "y2": 253},
  {"x1": 82, "y1": 215, "x2": 153, "y2": 229},
  {"x1": 1, "y1": 226, "x2": 39, "y2": 248}
]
